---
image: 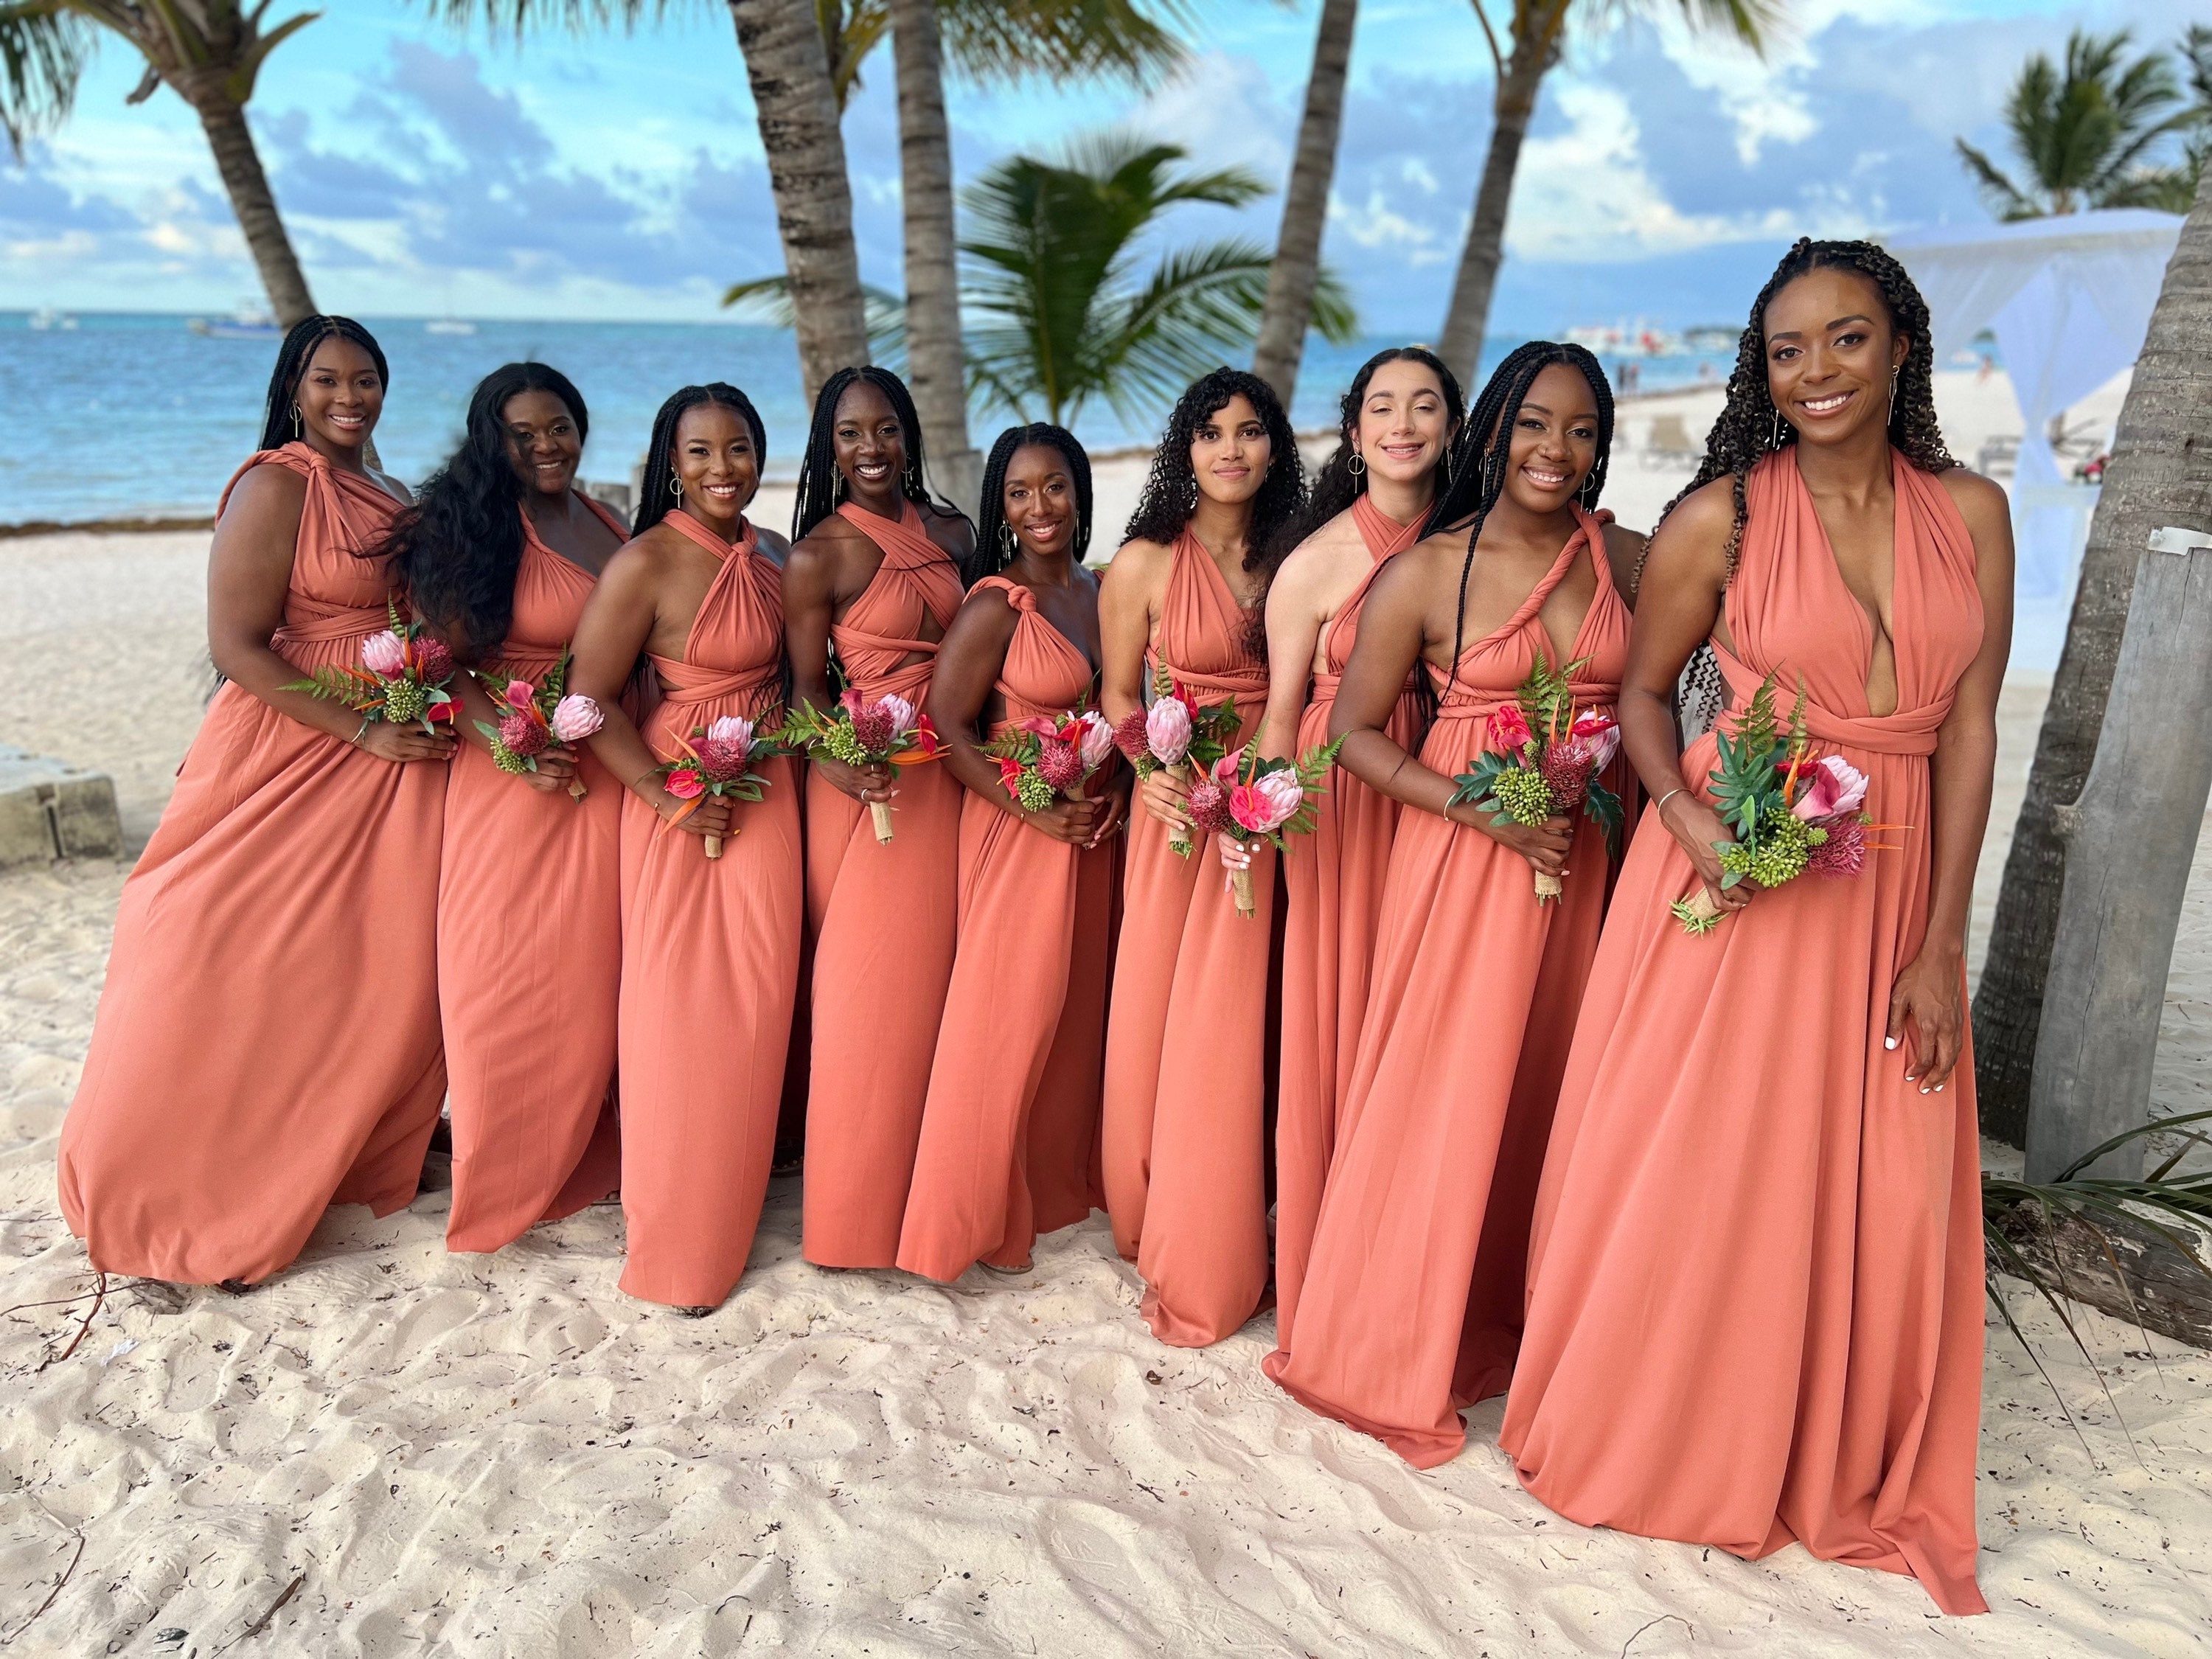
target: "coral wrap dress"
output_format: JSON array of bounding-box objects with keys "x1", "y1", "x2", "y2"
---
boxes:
[
  {"x1": 615, "y1": 509, "x2": 802, "y2": 1307},
  {"x1": 1102, "y1": 529, "x2": 1274, "y2": 1346},
  {"x1": 439, "y1": 495, "x2": 630, "y2": 1253},
  {"x1": 1272, "y1": 492, "x2": 1427, "y2": 1349},
  {"x1": 1266, "y1": 509, "x2": 1628, "y2": 1466},
  {"x1": 60, "y1": 443, "x2": 448, "y2": 1284},
  {"x1": 799, "y1": 501, "x2": 965, "y2": 1268},
  {"x1": 897, "y1": 577, "x2": 1113, "y2": 1279},
  {"x1": 1500, "y1": 451, "x2": 1989, "y2": 1615}
]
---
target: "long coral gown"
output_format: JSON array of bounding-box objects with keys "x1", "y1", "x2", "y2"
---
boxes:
[
  {"x1": 897, "y1": 577, "x2": 1113, "y2": 1279},
  {"x1": 439, "y1": 495, "x2": 629, "y2": 1253},
  {"x1": 1500, "y1": 451, "x2": 1989, "y2": 1615},
  {"x1": 1271, "y1": 492, "x2": 1427, "y2": 1349},
  {"x1": 1101, "y1": 528, "x2": 1274, "y2": 1346},
  {"x1": 58, "y1": 443, "x2": 448, "y2": 1284},
  {"x1": 1265, "y1": 509, "x2": 1628, "y2": 1466},
  {"x1": 615, "y1": 509, "x2": 802, "y2": 1307},
  {"x1": 799, "y1": 501, "x2": 966, "y2": 1268}
]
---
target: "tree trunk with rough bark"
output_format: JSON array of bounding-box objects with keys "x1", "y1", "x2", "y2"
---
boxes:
[
  {"x1": 176, "y1": 80, "x2": 316, "y2": 328},
  {"x1": 729, "y1": 0, "x2": 871, "y2": 408},
  {"x1": 889, "y1": 0, "x2": 979, "y2": 517},
  {"x1": 1252, "y1": 0, "x2": 1357, "y2": 408},
  {"x1": 1976, "y1": 168, "x2": 2212, "y2": 1149},
  {"x1": 1436, "y1": 21, "x2": 1555, "y2": 389}
]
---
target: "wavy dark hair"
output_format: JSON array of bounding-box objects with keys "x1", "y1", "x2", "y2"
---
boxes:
[
  {"x1": 967, "y1": 423, "x2": 1093, "y2": 588},
  {"x1": 377, "y1": 362, "x2": 588, "y2": 663},
  {"x1": 633, "y1": 382, "x2": 770, "y2": 538},
  {"x1": 257, "y1": 315, "x2": 388, "y2": 451},
  {"x1": 1252, "y1": 345, "x2": 1464, "y2": 594},
  {"x1": 1430, "y1": 340, "x2": 1615, "y2": 695},
  {"x1": 1122, "y1": 366, "x2": 1306, "y2": 571},
  {"x1": 1658, "y1": 237, "x2": 1955, "y2": 586},
  {"x1": 790, "y1": 365, "x2": 961, "y2": 542}
]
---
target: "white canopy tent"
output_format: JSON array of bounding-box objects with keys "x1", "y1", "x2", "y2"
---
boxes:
[{"x1": 1892, "y1": 210, "x2": 2181, "y2": 604}]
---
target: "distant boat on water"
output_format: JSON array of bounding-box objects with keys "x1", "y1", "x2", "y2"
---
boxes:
[
  {"x1": 189, "y1": 302, "x2": 280, "y2": 340},
  {"x1": 1564, "y1": 320, "x2": 1686, "y2": 358},
  {"x1": 28, "y1": 307, "x2": 77, "y2": 331},
  {"x1": 425, "y1": 316, "x2": 476, "y2": 336}
]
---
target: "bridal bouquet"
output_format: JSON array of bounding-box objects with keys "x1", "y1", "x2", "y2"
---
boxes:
[
  {"x1": 285, "y1": 599, "x2": 457, "y2": 735},
  {"x1": 658, "y1": 712, "x2": 777, "y2": 860},
  {"x1": 1188, "y1": 741, "x2": 1340, "y2": 918},
  {"x1": 1669, "y1": 672, "x2": 1897, "y2": 935},
  {"x1": 1448, "y1": 653, "x2": 1626, "y2": 902},
  {"x1": 1110, "y1": 666, "x2": 1244, "y2": 857},
  {"x1": 473, "y1": 650, "x2": 602, "y2": 799},
  {"x1": 984, "y1": 709, "x2": 1116, "y2": 813},
  {"x1": 776, "y1": 689, "x2": 939, "y2": 844}
]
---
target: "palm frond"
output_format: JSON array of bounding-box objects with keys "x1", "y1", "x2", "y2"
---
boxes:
[
  {"x1": 723, "y1": 274, "x2": 908, "y2": 367},
  {"x1": 939, "y1": 0, "x2": 1190, "y2": 91},
  {"x1": 0, "y1": 4, "x2": 90, "y2": 156},
  {"x1": 1955, "y1": 136, "x2": 2041, "y2": 220},
  {"x1": 409, "y1": 0, "x2": 694, "y2": 38}
]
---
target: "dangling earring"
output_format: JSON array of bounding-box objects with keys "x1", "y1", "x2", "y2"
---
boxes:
[
  {"x1": 669, "y1": 472, "x2": 684, "y2": 498},
  {"x1": 1346, "y1": 450, "x2": 1366, "y2": 477},
  {"x1": 1577, "y1": 473, "x2": 1601, "y2": 509},
  {"x1": 1770, "y1": 408, "x2": 1787, "y2": 450},
  {"x1": 1888, "y1": 364, "x2": 1901, "y2": 422},
  {"x1": 291, "y1": 403, "x2": 302, "y2": 439},
  {"x1": 1481, "y1": 448, "x2": 1505, "y2": 501},
  {"x1": 833, "y1": 471, "x2": 848, "y2": 503},
  {"x1": 999, "y1": 521, "x2": 1018, "y2": 560}
]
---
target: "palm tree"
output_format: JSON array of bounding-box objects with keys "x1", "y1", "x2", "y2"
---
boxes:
[
  {"x1": 1955, "y1": 28, "x2": 2194, "y2": 220},
  {"x1": 0, "y1": 1, "x2": 321, "y2": 327},
  {"x1": 1436, "y1": 0, "x2": 1776, "y2": 388},
  {"x1": 1252, "y1": 0, "x2": 1357, "y2": 407},
  {"x1": 960, "y1": 133, "x2": 1357, "y2": 429}
]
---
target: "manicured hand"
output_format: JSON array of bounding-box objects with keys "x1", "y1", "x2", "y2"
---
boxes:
[
  {"x1": 361, "y1": 722, "x2": 455, "y2": 764},
  {"x1": 1140, "y1": 768, "x2": 1191, "y2": 830},
  {"x1": 1453, "y1": 801, "x2": 1573, "y2": 877},
  {"x1": 660, "y1": 789, "x2": 732, "y2": 838},
  {"x1": 1216, "y1": 831, "x2": 1252, "y2": 872},
  {"x1": 1658, "y1": 792, "x2": 1750, "y2": 914},
  {"x1": 515, "y1": 748, "x2": 578, "y2": 793},
  {"x1": 1023, "y1": 797, "x2": 1106, "y2": 845},
  {"x1": 1888, "y1": 945, "x2": 1966, "y2": 1093},
  {"x1": 815, "y1": 754, "x2": 894, "y2": 805},
  {"x1": 1087, "y1": 787, "x2": 1129, "y2": 849}
]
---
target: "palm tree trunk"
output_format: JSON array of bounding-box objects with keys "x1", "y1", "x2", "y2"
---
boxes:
[
  {"x1": 728, "y1": 0, "x2": 871, "y2": 407},
  {"x1": 1252, "y1": 0, "x2": 1358, "y2": 407},
  {"x1": 1436, "y1": 40, "x2": 1549, "y2": 389},
  {"x1": 1980, "y1": 169, "x2": 2212, "y2": 1150},
  {"x1": 181, "y1": 84, "x2": 316, "y2": 329},
  {"x1": 889, "y1": 0, "x2": 979, "y2": 517}
]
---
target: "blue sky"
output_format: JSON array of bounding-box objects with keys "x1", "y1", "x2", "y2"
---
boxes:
[{"x1": 2, "y1": 0, "x2": 2205, "y2": 335}]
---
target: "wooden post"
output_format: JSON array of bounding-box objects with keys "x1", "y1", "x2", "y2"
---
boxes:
[{"x1": 2025, "y1": 526, "x2": 2212, "y2": 1180}]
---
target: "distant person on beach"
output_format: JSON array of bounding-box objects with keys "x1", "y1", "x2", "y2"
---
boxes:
[
  {"x1": 1500, "y1": 237, "x2": 2014, "y2": 1616},
  {"x1": 58, "y1": 315, "x2": 456, "y2": 1289}
]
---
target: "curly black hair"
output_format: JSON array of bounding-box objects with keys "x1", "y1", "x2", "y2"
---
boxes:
[
  {"x1": 790, "y1": 365, "x2": 963, "y2": 543},
  {"x1": 967, "y1": 423, "x2": 1093, "y2": 588},
  {"x1": 1252, "y1": 346, "x2": 1464, "y2": 594},
  {"x1": 633, "y1": 382, "x2": 770, "y2": 538},
  {"x1": 1658, "y1": 237, "x2": 1956, "y2": 587},
  {"x1": 377, "y1": 362, "x2": 589, "y2": 663},
  {"x1": 1121, "y1": 366, "x2": 1306, "y2": 570},
  {"x1": 257, "y1": 314, "x2": 388, "y2": 451},
  {"x1": 1430, "y1": 341, "x2": 1615, "y2": 694}
]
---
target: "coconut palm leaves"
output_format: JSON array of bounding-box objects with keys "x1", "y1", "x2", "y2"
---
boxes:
[{"x1": 961, "y1": 133, "x2": 1357, "y2": 429}]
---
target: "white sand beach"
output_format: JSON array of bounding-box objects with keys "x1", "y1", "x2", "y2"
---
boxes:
[{"x1": 4, "y1": 369, "x2": 2208, "y2": 1655}]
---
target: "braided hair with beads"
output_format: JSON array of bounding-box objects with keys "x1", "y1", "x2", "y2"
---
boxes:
[
  {"x1": 967, "y1": 423, "x2": 1093, "y2": 588},
  {"x1": 256, "y1": 314, "x2": 389, "y2": 452},
  {"x1": 790, "y1": 366, "x2": 964, "y2": 543},
  {"x1": 1427, "y1": 340, "x2": 1615, "y2": 695}
]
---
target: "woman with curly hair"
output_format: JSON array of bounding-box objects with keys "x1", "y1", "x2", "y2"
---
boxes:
[
  {"x1": 1500, "y1": 240, "x2": 2012, "y2": 1616},
  {"x1": 1245, "y1": 345, "x2": 1462, "y2": 1348},
  {"x1": 382, "y1": 362, "x2": 629, "y2": 1254},
  {"x1": 782, "y1": 366, "x2": 975, "y2": 1270},
  {"x1": 897, "y1": 425, "x2": 1128, "y2": 1281},
  {"x1": 1097, "y1": 366, "x2": 1304, "y2": 1347},
  {"x1": 1265, "y1": 341, "x2": 1643, "y2": 1467}
]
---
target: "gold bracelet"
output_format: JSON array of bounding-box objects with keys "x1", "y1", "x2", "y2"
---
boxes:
[
  {"x1": 350, "y1": 715, "x2": 372, "y2": 747},
  {"x1": 1654, "y1": 787, "x2": 1685, "y2": 817}
]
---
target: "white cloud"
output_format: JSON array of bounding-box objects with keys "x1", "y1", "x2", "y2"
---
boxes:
[{"x1": 1329, "y1": 188, "x2": 1447, "y2": 265}]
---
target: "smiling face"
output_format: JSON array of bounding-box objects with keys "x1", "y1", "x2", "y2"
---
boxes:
[
  {"x1": 1494, "y1": 361, "x2": 1600, "y2": 516},
  {"x1": 1001, "y1": 442, "x2": 1077, "y2": 560},
  {"x1": 1352, "y1": 358, "x2": 1455, "y2": 489},
  {"x1": 672, "y1": 402, "x2": 760, "y2": 532},
  {"x1": 1189, "y1": 393, "x2": 1273, "y2": 509},
  {"x1": 832, "y1": 380, "x2": 908, "y2": 509},
  {"x1": 501, "y1": 387, "x2": 583, "y2": 499},
  {"x1": 1762, "y1": 265, "x2": 1908, "y2": 448},
  {"x1": 293, "y1": 337, "x2": 383, "y2": 455}
]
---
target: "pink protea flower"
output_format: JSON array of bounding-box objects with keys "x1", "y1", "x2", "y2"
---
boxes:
[
  {"x1": 1568, "y1": 706, "x2": 1621, "y2": 771},
  {"x1": 1229, "y1": 770, "x2": 1304, "y2": 835},
  {"x1": 1807, "y1": 815, "x2": 1866, "y2": 877},
  {"x1": 550, "y1": 695, "x2": 603, "y2": 743},
  {"x1": 698, "y1": 714, "x2": 757, "y2": 781},
  {"x1": 881, "y1": 693, "x2": 917, "y2": 737},
  {"x1": 1790, "y1": 754, "x2": 1869, "y2": 821},
  {"x1": 414, "y1": 636, "x2": 455, "y2": 686},
  {"x1": 1488, "y1": 702, "x2": 1532, "y2": 754},
  {"x1": 361, "y1": 630, "x2": 408, "y2": 678},
  {"x1": 1039, "y1": 740, "x2": 1085, "y2": 793},
  {"x1": 1145, "y1": 697, "x2": 1193, "y2": 766},
  {"x1": 1076, "y1": 712, "x2": 1116, "y2": 775},
  {"x1": 498, "y1": 711, "x2": 549, "y2": 758},
  {"x1": 1186, "y1": 777, "x2": 1231, "y2": 836}
]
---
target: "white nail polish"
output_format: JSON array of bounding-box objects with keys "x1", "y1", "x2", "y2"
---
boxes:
[
  {"x1": 1884, "y1": 1037, "x2": 1898, "y2": 1049},
  {"x1": 1935, "y1": 1084, "x2": 1944, "y2": 1092}
]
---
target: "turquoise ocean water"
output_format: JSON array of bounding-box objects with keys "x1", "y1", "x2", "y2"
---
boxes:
[{"x1": 0, "y1": 312, "x2": 1739, "y2": 526}]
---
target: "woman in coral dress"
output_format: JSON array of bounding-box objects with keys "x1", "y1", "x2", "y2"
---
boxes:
[
  {"x1": 568, "y1": 383, "x2": 801, "y2": 1313},
  {"x1": 1098, "y1": 368, "x2": 1307, "y2": 1346},
  {"x1": 1265, "y1": 344, "x2": 1643, "y2": 1465},
  {"x1": 1248, "y1": 345, "x2": 1462, "y2": 1347},
  {"x1": 1500, "y1": 241, "x2": 2013, "y2": 1616},
  {"x1": 385, "y1": 362, "x2": 627, "y2": 1253},
  {"x1": 60, "y1": 316, "x2": 454, "y2": 1287},
  {"x1": 782, "y1": 368, "x2": 974, "y2": 1268},
  {"x1": 898, "y1": 425, "x2": 1127, "y2": 1280}
]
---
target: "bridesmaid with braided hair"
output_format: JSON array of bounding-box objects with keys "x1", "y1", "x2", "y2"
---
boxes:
[
  {"x1": 1500, "y1": 240, "x2": 2013, "y2": 1615},
  {"x1": 1264, "y1": 342, "x2": 1643, "y2": 1465},
  {"x1": 782, "y1": 366, "x2": 975, "y2": 1269}
]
